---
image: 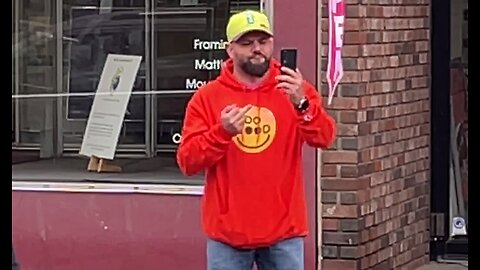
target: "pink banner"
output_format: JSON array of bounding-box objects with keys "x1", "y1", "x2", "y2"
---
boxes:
[{"x1": 326, "y1": 0, "x2": 345, "y2": 105}]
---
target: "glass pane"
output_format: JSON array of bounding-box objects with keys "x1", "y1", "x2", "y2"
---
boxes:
[
  {"x1": 13, "y1": 0, "x2": 57, "y2": 146},
  {"x1": 62, "y1": 0, "x2": 147, "y2": 148},
  {"x1": 12, "y1": 0, "x2": 15, "y2": 143},
  {"x1": 153, "y1": 0, "x2": 230, "y2": 173},
  {"x1": 153, "y1": 4, "x2": 229, "y2": 91},
  {"x1": 449, "y1": 0, "x2": 468, "y2": 236},
  {"x1": 229, "y1": 0, "x2": 261, "y2": 13},
  {"x1": 157, "y1": 95, "x2": 189, "y2": 147},
  {"x1": 153, "y1": 0, "x2": 261, "y2": 180},
  {"x1": 12, "y1": 0, "x2": 264, "y2": 184}
]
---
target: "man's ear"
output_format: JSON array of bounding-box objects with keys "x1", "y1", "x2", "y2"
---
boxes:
[{"x1": 226, "y1": 43, "x2": 234, "y2": 59}]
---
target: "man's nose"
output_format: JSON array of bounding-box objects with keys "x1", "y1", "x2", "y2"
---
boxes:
[{"x1": 251, "y1": 41, "x2": 262, "y2": 51}]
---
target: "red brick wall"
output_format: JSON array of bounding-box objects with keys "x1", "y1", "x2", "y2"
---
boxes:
[{"x1": 319, "y1": 1, "x2": 431, "y2": 269}]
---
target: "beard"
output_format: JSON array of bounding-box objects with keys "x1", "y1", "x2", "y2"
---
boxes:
[{"x1": 239, "y1": 54, "x2": 271, "y2": 77}]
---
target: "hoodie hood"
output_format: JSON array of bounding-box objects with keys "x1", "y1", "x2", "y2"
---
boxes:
[{"x1": 217, "y1": 58, "x2": 282, "y2": 92}]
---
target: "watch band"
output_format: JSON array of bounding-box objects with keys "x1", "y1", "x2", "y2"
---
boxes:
[{"x1": 295, "y1": 97, "x2": 309, "y2": 112}]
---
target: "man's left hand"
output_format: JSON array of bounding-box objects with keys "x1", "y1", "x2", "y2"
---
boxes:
[{"x1": 276, "y1": 67, "x2": 305, "y2": 106}]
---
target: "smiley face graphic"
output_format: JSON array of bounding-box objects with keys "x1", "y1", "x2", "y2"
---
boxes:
[{"x1": 233, "y1": 106, "x2": 276, "y2": 154}]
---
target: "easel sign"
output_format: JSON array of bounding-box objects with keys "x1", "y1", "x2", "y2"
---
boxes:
[{"x1": 79, "y1": 54, "x2": 142, "y2": 173}]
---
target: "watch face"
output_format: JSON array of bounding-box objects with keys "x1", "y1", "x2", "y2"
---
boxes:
[{"x1": 296, "y1": 98, "x2": 309, "y2": 111}]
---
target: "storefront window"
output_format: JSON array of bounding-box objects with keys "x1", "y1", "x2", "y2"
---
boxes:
[
  {"x1": 12, "y1": 0, "x2": 57, "y2": 147},
  {"x1": 12, "y1": 0, "x2": 15, "y2": 143},
  {"x1": 12, "y1": 0, "x2": 262, "y2": 184},
  {"x1": 449, "y1": 0, "x2": 468, "y2": 237},
  {"x1": 62, "y1": 0, "x2": 147, "y2": 148}
]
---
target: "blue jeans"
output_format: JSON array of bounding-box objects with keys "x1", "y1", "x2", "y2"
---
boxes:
[{"x1": 207, "y1": 237, "x2": 304, "y2": 270}]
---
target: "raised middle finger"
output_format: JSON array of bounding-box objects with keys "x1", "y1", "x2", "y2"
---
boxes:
[{"x1": 231, "y1": 106, "x2": 251, "y2": 124}]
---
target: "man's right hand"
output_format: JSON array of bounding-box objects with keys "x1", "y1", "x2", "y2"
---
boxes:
[{"x1": 221, "y1": 104, "x2": 253, "y2": 135}]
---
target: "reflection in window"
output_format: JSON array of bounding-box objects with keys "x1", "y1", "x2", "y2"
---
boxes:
[
  {"x1": 157, "y1": 95, "x2": 189, "y2": 147},
  {"x1": 230, "y1": 0, "x2": 261, "y2": 13},
  {"x1": 12, "y1": 0, "x2": 56, "y2": 147},
  {"x1": 449, "y1": 0, "x2": 468, "y2": 236},
  {"x1": 12, "y1": 0, "x2": 15, "y2": 143},
  {"x1": 153, "y1": 1, "x2": 229, "y2": 153},
  {"x1": 62, "y1": 1, "x2": 147, "y2": 147},
  {"x1": 12, "y1": 0, "x2": 262, "y2": 184},
  {"x1": 154, "y1": 8, "x2": 224, "y2": 91},
  {"x1": 65, "y1": 5, "x2": 146, "y2": 121}
]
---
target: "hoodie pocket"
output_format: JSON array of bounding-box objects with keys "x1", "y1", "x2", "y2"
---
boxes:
[{"x1": 219, "y1": 184, "x2": 288, "y2": 243}]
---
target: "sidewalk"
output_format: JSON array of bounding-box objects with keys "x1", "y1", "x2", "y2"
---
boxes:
[{"x1": 416, "y1": 261, "x2": 468, "y2": 270}]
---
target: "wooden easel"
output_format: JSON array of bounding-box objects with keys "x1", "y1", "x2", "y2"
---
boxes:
[{"x1": 87, "y1": 156, "x2": 122, "y2": 173}]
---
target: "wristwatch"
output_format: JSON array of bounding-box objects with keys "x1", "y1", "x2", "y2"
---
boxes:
[{"x1": 295, "y1": 96, "x2": 310, "y2": 112}]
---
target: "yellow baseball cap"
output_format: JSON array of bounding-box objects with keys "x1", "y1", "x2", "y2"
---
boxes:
[{"x1": 226, "y1": 10, "x2": 273, "y2": 42}]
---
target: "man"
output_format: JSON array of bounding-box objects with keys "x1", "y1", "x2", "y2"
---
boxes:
[{"x1": 177, "y1": 10, "x2": 336, "y2": 270}]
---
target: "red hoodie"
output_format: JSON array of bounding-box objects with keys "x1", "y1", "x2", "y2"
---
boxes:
[{"x1": 177, "y1": 58, "x2": 336, "y2": 248}]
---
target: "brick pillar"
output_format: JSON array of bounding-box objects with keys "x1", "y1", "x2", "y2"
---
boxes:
[{"x1": 319, "y1": 1, "x2": 431, "y2": 269}]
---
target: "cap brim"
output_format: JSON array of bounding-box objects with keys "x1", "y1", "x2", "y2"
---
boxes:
[{"x1": 231, "y1": 27, "x2": 273, "y2": 42}]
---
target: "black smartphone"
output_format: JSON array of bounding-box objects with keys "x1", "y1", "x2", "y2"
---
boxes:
[{"x1": 280, "y1": 48, "x2": 297, "y2": 74}]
